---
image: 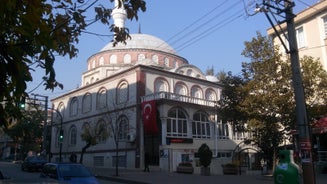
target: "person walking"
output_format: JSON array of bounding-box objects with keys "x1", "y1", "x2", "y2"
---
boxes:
[{"x1": 144, "y1": 152, "x2": 150, "y2": 172}]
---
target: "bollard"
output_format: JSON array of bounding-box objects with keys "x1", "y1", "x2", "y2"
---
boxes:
[{"x1": 274, "y1": 150, "x2": 301, "y2": 184}]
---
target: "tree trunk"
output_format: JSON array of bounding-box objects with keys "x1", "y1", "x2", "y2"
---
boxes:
[{"x1": 80, "y1": 143, "x2": 91, "y2": 164}]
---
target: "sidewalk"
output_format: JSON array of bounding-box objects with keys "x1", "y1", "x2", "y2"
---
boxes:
[{"x1": 89, "y1": 167, "x2": 327, "y2": 184}]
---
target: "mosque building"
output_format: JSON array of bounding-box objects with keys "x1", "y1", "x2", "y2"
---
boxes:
[{"x1": 50, "y1": 1, "x2": 254, "y2": 174}]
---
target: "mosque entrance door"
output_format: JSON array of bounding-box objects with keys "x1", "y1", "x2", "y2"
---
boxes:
[{"x1": 144, "y1": 135, "x2": 160, "y2": 165}]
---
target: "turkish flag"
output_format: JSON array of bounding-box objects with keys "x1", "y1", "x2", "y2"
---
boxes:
[{"x1": 141, "y1": 100, "x2": 158, "y2": 135}]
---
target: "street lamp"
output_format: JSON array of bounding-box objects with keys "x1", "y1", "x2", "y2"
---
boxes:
[{"x1": 49, "y1": 108, "x2": 63, "y2": 162}]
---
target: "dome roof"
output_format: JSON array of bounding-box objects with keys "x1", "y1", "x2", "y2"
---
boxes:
[{"x1": 100, "y1": 34, "x2": 177, "y2": 55}]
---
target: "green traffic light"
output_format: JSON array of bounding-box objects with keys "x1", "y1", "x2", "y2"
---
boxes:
[
  {"x1": 59, "y1": 129, "x2": 64, "y2": 142},
  {"x1": 19, "y1": 96, "x2": 26, "y2": 109}
]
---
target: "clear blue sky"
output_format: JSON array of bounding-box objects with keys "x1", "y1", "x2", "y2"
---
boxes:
[{"x1": 27, "y1": 0, "x2": 319, "y2": 100}]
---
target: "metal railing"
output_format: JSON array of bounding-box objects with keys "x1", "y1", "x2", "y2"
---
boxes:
[{"x1": 141, "y1": 92, "x2": 217, "y2": 107}]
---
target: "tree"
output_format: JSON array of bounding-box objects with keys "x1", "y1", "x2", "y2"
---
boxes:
[
  {"x1": 102, "y1": 100, "x2": 135, "y2": 176},
  {"x1": 0, "y1": 0, "x2": 146, "y2": 128},
  {"x1": 217, "y1": 71, "x2": 248, "y2": 126},
  {"x1": 198, "y1": 143, "x2": 212, "y2": 176},
  {"x1": 80, "y1": 121, "x2": 109, "y2": 163},
  {"x1": 198, "y1": 143, "x2": 212, "y2": 168},
  {"x1": 218, "y1": 32, "x2": 327, "y2": 169},
  {"x1": 6, "y1": 109, "x2": 44, "y2": 159}
]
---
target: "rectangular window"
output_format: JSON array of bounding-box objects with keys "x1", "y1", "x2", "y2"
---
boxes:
[
  {"x1": 192, "y1": 121, "x2": 211, "y2": 139},
  {"x1": 217, "y1": 152, "x2": 232, "y2": 158},
  {"x1": 296, "y1": 26, "x2": 305, "y2": 48},
  {"x1": 93, "y1": 156, "x2": 104, "y2": 167},
  {"x1": 112, "y1": 156, "x2": 126, "y2": 167},
  {"x1": 218, "y1": 123, "x2": 229, "y2": 139},
  {"x1": 167, "y1": 118, "x2": 187, "y2": 137},
  {"x1": 323, "y1": 17, "x2": 327, "y2": 38}
]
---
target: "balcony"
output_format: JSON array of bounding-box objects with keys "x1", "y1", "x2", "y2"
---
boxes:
[{"x1": 141, "y1": 92, "x2": 217, "y2": 107}]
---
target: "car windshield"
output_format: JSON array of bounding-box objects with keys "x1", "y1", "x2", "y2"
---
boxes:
[{"x1": 58, "y1": 164, "x2": 93, "y2": 178}]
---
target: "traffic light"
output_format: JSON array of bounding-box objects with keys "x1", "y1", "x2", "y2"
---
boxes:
[
  {"x1": 19, "y1": 96, "x2": 25, "y2": 109},
  {"x1": 59, "y1": 129, "x2": 64, "y2": 143}
]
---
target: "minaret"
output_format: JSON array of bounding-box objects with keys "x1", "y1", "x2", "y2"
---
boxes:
[{"x1": 111, "y1": 0, "x2": 127, "y2": 28}]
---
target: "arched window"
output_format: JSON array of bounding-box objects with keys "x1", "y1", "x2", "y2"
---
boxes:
[
  {"x1": 69, "y1": 125, "x2": 77, "y2": 145},
  {"x1": 191, "y1": 86, "x2": 203, "y2": 98},
  {"x1": 117, "y1": 81, "x2": 128, "y2": 104},
  {"x1": 69, "y1": 97, "x2": 78, "y2": 117},
  {"x1": 110, "y1": 55, "x2": 117, "y2": 64},
  {"x1": 175, "y1": 82, "x2": 187, "y2": 96},
  {"x1": 164, "y1": 57, "x2": 169, "y2": 66},
  {"x1": 96, "y1": 88, "x2": 107, "y2": 109},
  {"x1": 55, "y1": 103, "x2": 65, "y2": 124},
  {"x1": 118, "y1": 116, "x2": 129, "y2": 141},
  {"x1": 96, "y1": 119, "x2": 108, "y2": 143},
  {"x1": 82, "y1": 93, "x2": 92, "y2": 113},
  {"x1": 192, "y1": 112, "x2": 211, "y2": 139},
  {"x1": 154, "y1": 78, "x2": 169, "y2": 92},
  {"x1": 152, "y1": 55, "x2": 159, "y2": 64},
  {"x1": 124, "y1": 54, "x2": 131, "y2": 64},
  {"x1": 138, "y1": 54, "x2": 145, "y2": 61},
  {"x1": 167, "y1": 108, "x2": 187, "y2": 137},
  {"x1": 99, "y1": 57, "x2": 104, "y2": 65},
  {"x1": 205, "y1": 89, "x2": 217, "y2": 101}
]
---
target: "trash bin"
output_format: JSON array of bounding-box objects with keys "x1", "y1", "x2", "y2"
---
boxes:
[{"x1": 274, "y1": 150, "x2": 301, "y2": 184}]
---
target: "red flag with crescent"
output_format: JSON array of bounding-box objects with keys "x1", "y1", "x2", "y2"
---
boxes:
[{"x1": 141, "y1": 100, "x2": 158, "y2": 135}]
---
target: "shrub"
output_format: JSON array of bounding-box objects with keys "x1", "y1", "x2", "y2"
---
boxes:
[{"x1": 198, "y1": 143, "x2": 213, "y2": 168}]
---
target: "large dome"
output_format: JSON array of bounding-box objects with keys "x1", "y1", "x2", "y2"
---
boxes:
[{"x1": 100, "y1": 33, "x2": 177, "y2": 55}]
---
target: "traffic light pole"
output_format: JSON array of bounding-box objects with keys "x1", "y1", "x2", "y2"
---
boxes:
[
  {"x1": 59, "y1": 128, "x2": 63, "y2": 162},
  {"x1": 50, "y1": 108, "x2": 63, "y2": 162},
  {"x1": 31, "y1": 94, "x2": 48, "y2": 157}
]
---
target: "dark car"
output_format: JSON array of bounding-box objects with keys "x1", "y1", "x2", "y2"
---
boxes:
[
  {"x1": 21, "y1": 156, "x2": 47, "y2": 172},
  {"x1": 40, "y1": 162, "x2": 99, "y2": 184}
]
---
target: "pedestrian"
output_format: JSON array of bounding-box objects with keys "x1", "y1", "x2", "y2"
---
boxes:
[
  {"x1": 70, "y1": 152, "x2": 77, "y2": 163},
  {"x1": 144, "y1": 152, "x2": 150, "y2": 172}
]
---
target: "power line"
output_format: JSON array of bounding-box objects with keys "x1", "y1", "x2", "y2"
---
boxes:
[
  {"x1": 175, "y1": 12, "x2": 244, "y2": 52},
  {"x1": 169, "y1": 1, "x2": 241, "y2": 47},
  {"x1": 157, "y1": 1, "x2": 255, "y2": 52},
  {"x1": 164, "y1": 1, "x2": 230, "y2": 44}
]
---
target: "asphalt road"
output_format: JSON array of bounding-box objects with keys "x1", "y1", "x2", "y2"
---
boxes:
[{"x1": 0, "y1": 161, "x2": 118, "y2": 184}]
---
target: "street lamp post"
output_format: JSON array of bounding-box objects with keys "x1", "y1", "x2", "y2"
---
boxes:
[{"x1": 49, "y1": 108, "x2": 63, "y2": 162}]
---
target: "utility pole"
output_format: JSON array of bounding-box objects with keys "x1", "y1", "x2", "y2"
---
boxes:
[
  {"x1": 284, "y1": 1, "x2": 315, "y2": 183},
  {"x1": 31, "y1": 94, "x2": 49, "y2": 156},
  {"x1": 258, "y1": 0, "x2": 315, "y2": 183}
]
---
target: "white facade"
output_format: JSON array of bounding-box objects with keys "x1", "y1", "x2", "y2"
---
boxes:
[
  {"x1": 49, "y1": 4, "x2": 258, "y2": 174},
  {"x1": 267, "y1": 0, "x2": 327, "y2": 71}
]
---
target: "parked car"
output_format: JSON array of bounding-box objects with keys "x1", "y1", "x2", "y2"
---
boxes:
[
  {"x1": 40, "y1": 162, "x2": 99, "y2": 184},
  {"x1": 176, "y1": 162, "x2": 194, "y2": 174},
  {"x1": 21, "y1": 156, "x2": 47, "y2": 172}
]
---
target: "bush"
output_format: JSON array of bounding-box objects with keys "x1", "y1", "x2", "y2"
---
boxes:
[{"x1": 198, "y1": 143, "x2": 212, "y2": 168}]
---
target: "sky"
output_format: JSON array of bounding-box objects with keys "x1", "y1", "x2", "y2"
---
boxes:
[{"x1": 26, "y1": 0, "x2": 319, "y2": 100}]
